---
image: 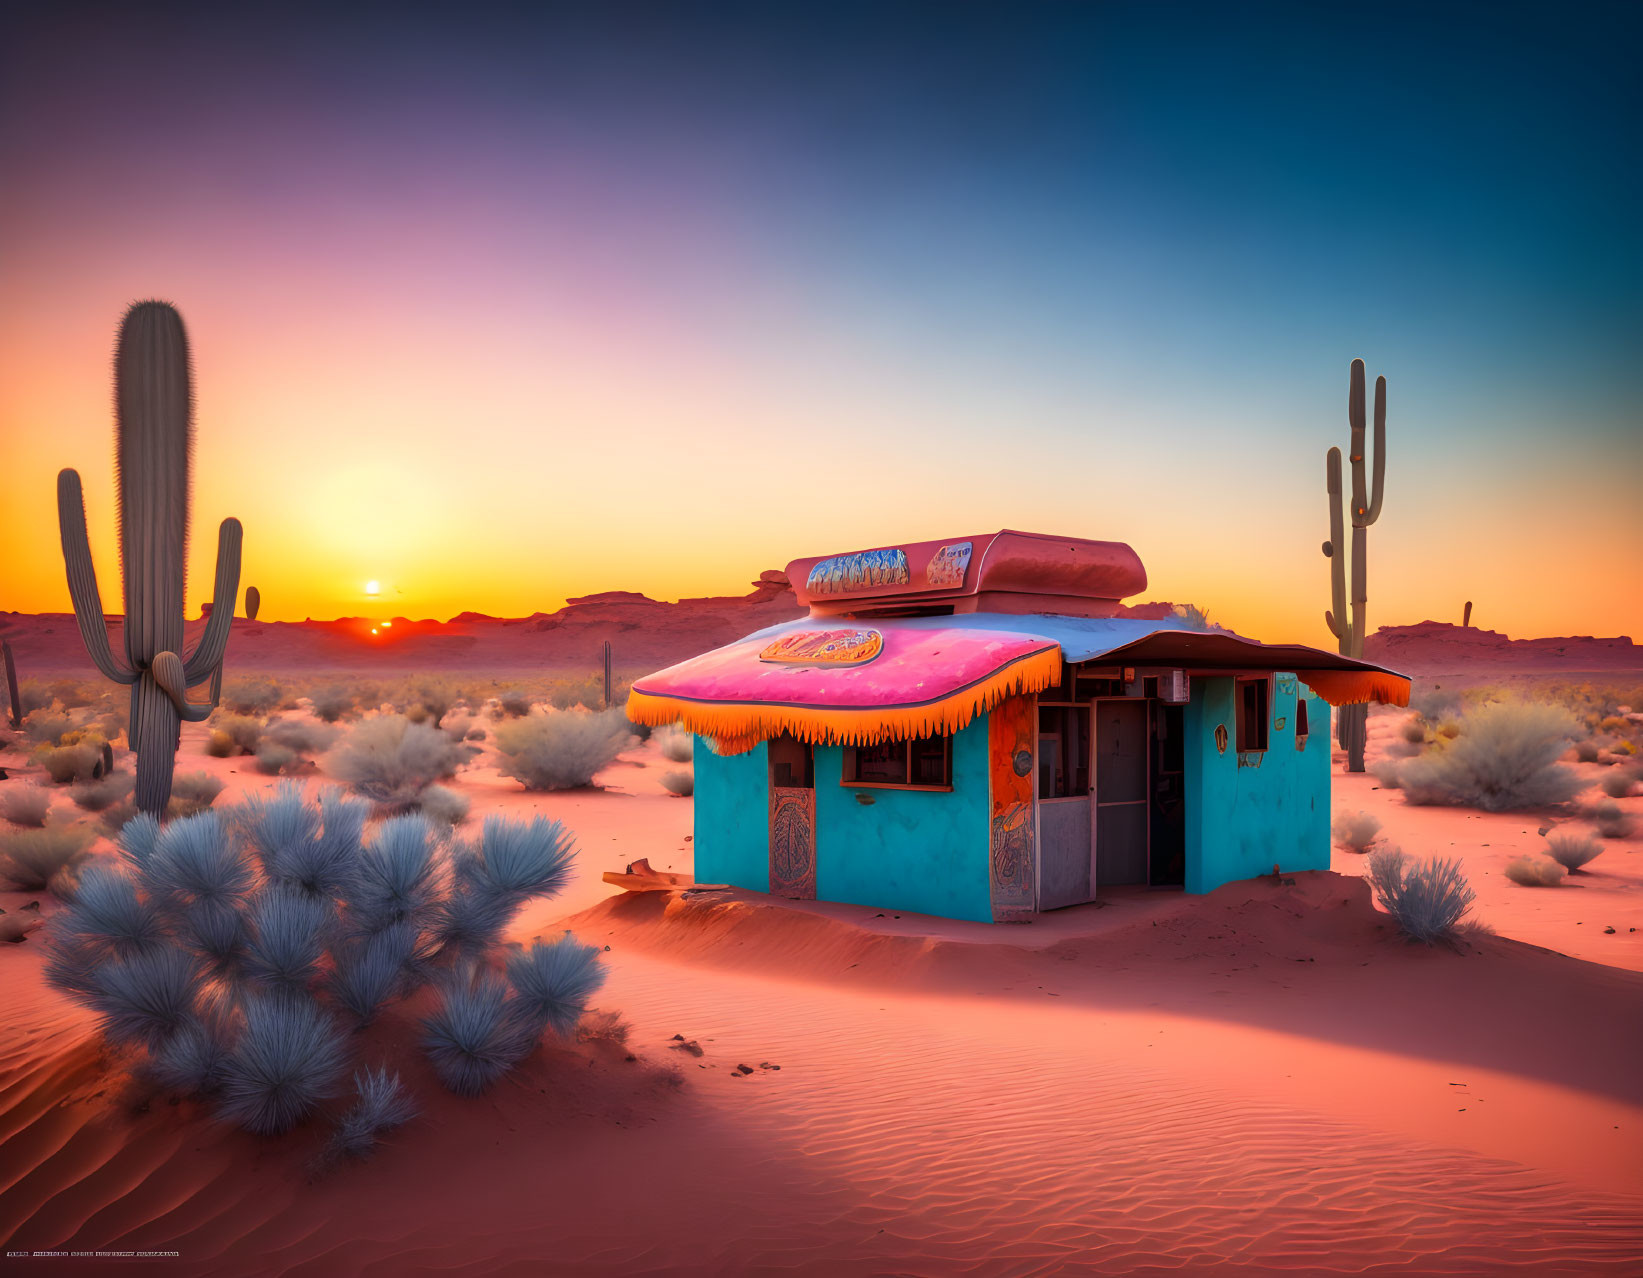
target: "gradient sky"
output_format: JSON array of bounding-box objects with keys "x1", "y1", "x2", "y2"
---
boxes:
[{"x1": 2, "y1": 1, "x2": 1639, "y2": 646}]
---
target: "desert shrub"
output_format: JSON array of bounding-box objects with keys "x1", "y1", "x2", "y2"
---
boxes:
[
  {"x1": 0, "y1": 824, "x2": 94, "y2": 890},
  {"x1": 1410, "y1": 685, "x2": 1462, "y2": 721},
  {"x1": 1591, "y1": 800, "x2": 1634, "y2": 839},
  {"x1": 497, "y1": 689, "x2": 532, "y2": 717},
  {"x1": 70, "y1": 772, "x2": 135, "y2": 812},
  {"x1": 16, "y1": 679, "x2": 57, "y2": 716},
  {"x1": 418, "y1": 784, "x2": 469, "y2": 827},
  {"x1": 1545, "y1": 832, "x2": 1603, "y2": 872},
  {"x1": 310, "y1": 685, "x2": 357, "y2": 723},
  {"x1": 42, "y1": 790, "x2": 602, "y2": 1139},
  {"x1": 327, "y1": 716, "x2": 478, "y2": 810},
  {"x1": 326, "y1": 1066, "x2": 417, "y2": 1162},
  {"x1": 1504, "y1": 854, "x2": 1566, "y2": 887},
  {"x1": 170, "y1": 771, "x2": 226, "y2": 816},
  {"x1": 1, "y1": 785, "x2": 54, "y2": 827},
  {"x1": 1396, "y1": 699, "x2": 1582, "y2": 812},
  {"x1": 264, "y1": 718, "x2": 340, "y2": 757},
  {"x1": 207, "y1": 714, "x2": 265, "y2": 757},
  {"x1": 661, "y1": 770, "x2": 694, "y2": 797},
  {"x1": 1572, "y1": 738, "x2": 1604, "y2": 764},
  {"x1": 1363, "y1": 847, "x2": 1476, "y2": 944},
  {"x1": 1399, "y1": 718, "x2": 1428, "y2": 745},
  {"x1": 494, "y1": 708, "x2": 634, "y2": 791},
  {"x1": 1331, "y1": 809, "x2": 1381, "y2": 854},
  {"x1": 254, "y1": 744, "x2": 299, "y2": 775},
  {"x1": 440, "y1": 712, "x2": 476, "y2": 743},
  {"x1": 46, "y1": 679, "x2": 97, "y2": 709},
  {"x1": 656, "y1": 726, "x2": 694, "y2": 764},
  {"x1": 36, "y1": 741, "x2": 105, "y2": 783},
  {"x1": 1370, "y1": 759, "x2": 1403, "y2": 790},
  {"x1": 465, "y1": 727, "x2": 486, "y2": 742},
  {"x1": 22, "y1": 710, "x2": 74, "y2": 746},
  {"x1": 222, "y1": 676, "x2": 283, "y2": 716},
  {"x1": 1598, "y1": 769, "x2": 1637, "y2": 798}
]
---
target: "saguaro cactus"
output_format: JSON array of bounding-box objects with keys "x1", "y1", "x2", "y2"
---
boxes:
[
  {"x1": 1322, "y1": 358, "x2": 1386, "y2": 773},
  {"x1": 1463, "y1": 600, "x2": 1473, "y2": 628},
  {"x1": 57, "y1": 302, "x2": 243, "y2": 815},
  {"x1": 1, "y1": 639, "x2": 20, "y2": 729},
  {"x1": 208, "y1": 585, "x2": 260, "y2": 707},
  {"x1": 602, "y1": 640, "x2": 613, "y2": 709}
]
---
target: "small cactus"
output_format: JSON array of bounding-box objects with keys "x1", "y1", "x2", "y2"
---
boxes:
[
  {"x1": 1463, "y1": 600, "x2": 1472, "y2": 628},
  {"x1": 602, "y1": 640, "x2": 613, "y2": 709},
  {"x1": 57, "y1": 302, "x2": 243, "y2": 816},
  {"x1": 245, "y1": 587, "x2": 261, "y2": 622}
]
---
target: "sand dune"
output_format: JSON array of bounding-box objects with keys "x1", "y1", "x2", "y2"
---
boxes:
[{"x1": 3, "y1": 716, "x2": 1642, "y2": 1273}]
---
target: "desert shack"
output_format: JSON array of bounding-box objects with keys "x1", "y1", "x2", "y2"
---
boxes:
[{"x1": 627, "y1": 532, "x2": 1409, "y2": 923}]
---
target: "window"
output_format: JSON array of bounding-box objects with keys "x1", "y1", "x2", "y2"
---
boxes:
[
  {"x1": 1236, "y1": 677, "x2": 1270, "y2": 752},
  {"x1": 1038, "y1": 704, "x2": 1090, "y2": 798},
  {"x1": 768, "y1": 734, "x2": 814, "y2": 788},
  {"x1": 1294, "y1": 696, "x2": 1310, "y2": 749},
  {"x1": 842, "y1": 733, "x2": 953, "y2": 789}
]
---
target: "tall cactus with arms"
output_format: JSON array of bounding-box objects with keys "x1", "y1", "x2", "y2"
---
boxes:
[
  {"x1": 1322, "y1": 358, "x2": 1386, "y2": 773},
  {"x1": 58, "y1": 301, "x2": 243, "y2": 815}
]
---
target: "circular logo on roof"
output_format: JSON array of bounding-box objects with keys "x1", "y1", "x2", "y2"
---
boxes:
[{"x1": 759, "y1": 629, "x2": 883, "y2": 666}]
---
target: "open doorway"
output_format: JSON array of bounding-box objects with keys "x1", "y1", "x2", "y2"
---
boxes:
[{"x1": 1149, "y1": 702, "x2": 1186, "y2": 886}]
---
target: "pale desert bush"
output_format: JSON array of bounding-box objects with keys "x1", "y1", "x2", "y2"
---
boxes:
[
  {"x1": 1399, "y1": 717, "x2": 1428, "y2": 745},
  {"x1": 1370, "y1": 758, "x2": 1404, "y2": 789},
  {"x1": 222, "y1": 676, "x2": 283, "y2": 716},
  {"x1": 0, "y1": 824, "x2": 94, "y2": 890},
  {"x1": 171, "y1": 772, "x2": 226, "y2": 816},
  {"x1": 36, "y1": 741, "x2": 107, "y2": 784},
  {"x1": 661, "y1": 770, "x2": 694, "y2": 797},
  {"x1": 2, "y1": 785, "x2": 54, "y2": 827},
  {"x1": 1572, "y1": 738, "x2": 1606, "y2": 764},
  {"x1": 43, "y1": 791, "x2": 603, "y2": 1138},
  {"x1": 1591, "y1": 800, "x2": 1634, "y2": 839},
  {"x1": 206, "y1": 715, "x2": 264, "y2": 758},
  {"x1": 264, "y1": 718, "x2": 339, "y2": 757},
  {"x1": 327, "y1": 716, "x2": 477, "y2": 809},
  {"x1": 1363, "y1": 847, "x2": 1476, "y2": 944},
  {"x1": 310, "y1": 685, "x2": 358, "y2": 723},
  {"x1": 1331, "y1": 809, "x2": 1381, "y2": 854},
  {"x1": 656, "y1": 726, "x2": 695, "y2": 764},
  {"x1": 22, "y1": 710, "x2": 74, "y2": 746},
  {"x1": 254, "y1": 744, "x2": 299, "y2": 775},
  {"x1": 1599, "y1": 768, "x2": 1639, "y2": 799},
  {"x1": 1504, "y1": 854, "x2": 1566, "y2": 887},
  {"x1": 497, "y1": 689, "x2": 532, "y2": 717},
  {"x1": 70, "y1": 772, "x2": 135, "y2": 812},
  {"x1": 418, "y1": 784, "x2": 469, "y2": 827},
  {"x1": 493, "y1": 708, "x2": 634, "y2": 791},
  {"x1": 1544, "y1": 832, "x2": 1603, "y2": 872},
  {"x1": 1396, "y1": 700, "x2": 1582, "y2": 812}
]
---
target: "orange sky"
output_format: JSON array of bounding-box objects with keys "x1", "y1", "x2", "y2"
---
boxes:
[{"x1": 3, "y1": 7, "x2": 1640, "y2": 649}]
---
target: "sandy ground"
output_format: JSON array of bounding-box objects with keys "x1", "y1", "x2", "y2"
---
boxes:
[{"x1": 2, "y1": 709, "x2": 1641, "y2": 1275}]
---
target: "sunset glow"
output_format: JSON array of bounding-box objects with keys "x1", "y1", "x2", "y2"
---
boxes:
[{"x1": 1, "y1": 8, "x2": 1637, "y2": 646}]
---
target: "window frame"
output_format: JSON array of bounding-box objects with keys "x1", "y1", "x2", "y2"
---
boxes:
[
  {"x1": 1235, "y1": 675, "x2": 1272, "y2": 753},
  {"x1": 1294, "y1": 693, "x2": 1310, "y2": 750},
  {"x1": 841, "y1": 733, "x2": 954, "y2": 791}
]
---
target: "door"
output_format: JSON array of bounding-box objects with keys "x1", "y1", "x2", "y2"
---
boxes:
[
  {"x1": 767, "y1": 735, "x2": 816, "y2": 899},
  {"x1": 1149, "y1": 703, "x2": 1186, "y2": 886},
  {"x1": 1095, "y1": 699, "x2": 1149, "y2": 886},
  {"x1": 1036, "y1": 702, "x2": 1093, "y2": 909}
]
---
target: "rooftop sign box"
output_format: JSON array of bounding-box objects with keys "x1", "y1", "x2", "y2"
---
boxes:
[{"x1": 787, "y1": 530, "x2": 1148, "y2": 619}]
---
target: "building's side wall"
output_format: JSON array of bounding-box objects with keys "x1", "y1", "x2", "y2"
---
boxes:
[
  {"x1": 1183, "y1": 674, "x2": 1331, "y2": 893},
  {"x1": 814, "y1": 716, "x2": 994, "y2": 923},
  {"x1": 692, "y1": 737, "x2": 771, "y2": 891}
]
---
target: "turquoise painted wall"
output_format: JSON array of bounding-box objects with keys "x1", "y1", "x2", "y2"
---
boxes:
[
  {"x1": 691, "y1": 737, "x2": 770, "y2": 891},
  {"x1": 815, "y1": 716, "x2": 995, "y2": 923},
  {"x1": 1183, "y1": 675, "x2": 1331, "y2": 893}
]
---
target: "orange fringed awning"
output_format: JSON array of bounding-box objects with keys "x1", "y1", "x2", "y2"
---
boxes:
[
  {"x1": 1294, "y1": 668, "x2": 1410, "y2": 708},
  {"x1": 627, "y1": 639, "x2": 1063, "y2": 755},
  {"x1": 628, "y1": 614, "x2": 1409, "y2": 751}
]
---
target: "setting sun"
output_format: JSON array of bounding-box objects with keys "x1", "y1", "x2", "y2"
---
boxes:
[{"x1": 364, "y1": 580, "x2": 380, "y2": 597}]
